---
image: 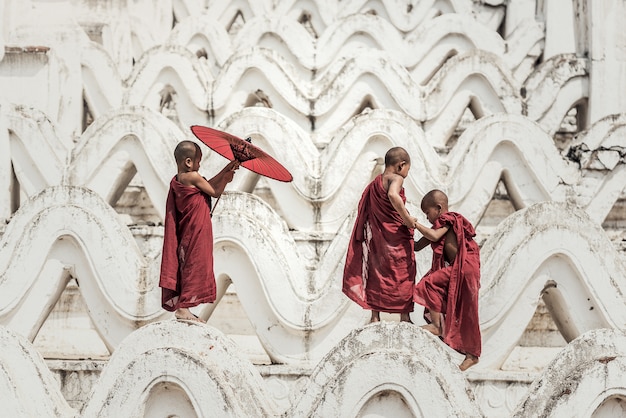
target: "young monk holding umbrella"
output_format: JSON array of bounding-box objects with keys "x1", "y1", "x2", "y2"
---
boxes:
[{"x1": 159, "y1": 126, "x2": 292, "y2": 322}]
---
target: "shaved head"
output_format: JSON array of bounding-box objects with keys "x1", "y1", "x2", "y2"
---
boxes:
[
  {"x1": 384, "y1": 146, "x2": 410, "y2": 167},
  {"x1": 421, "y1": 189, "x2": 448, "y2": 210},
  {"x1": 174, "y1": 140, "x2": 200, "y2": 164}
]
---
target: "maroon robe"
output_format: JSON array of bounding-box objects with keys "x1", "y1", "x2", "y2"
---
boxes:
[
  {"x1": 159, "y1": 176, "x2": 216, "y2": 311},
  {"x1": 343, "y1": 175, "x2": 416, "y2": 313},
  {"x1": 414, "y1": 212, "x2": 481, "y2": 357}
]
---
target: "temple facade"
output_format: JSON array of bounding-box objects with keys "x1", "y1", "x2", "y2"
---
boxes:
[{"x1": 1, "y1": 0, "x2": 626, "y2": 416}]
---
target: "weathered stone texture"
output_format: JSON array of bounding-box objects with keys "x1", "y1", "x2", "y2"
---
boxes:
[{"x1": 1, "y1": 0, "x2": 626, "y2": 416}]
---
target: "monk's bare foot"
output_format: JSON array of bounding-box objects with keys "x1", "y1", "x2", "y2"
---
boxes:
[
  {"x1": 175, "y1": 308, "x2": 205, "y2": 323},
  {"x1": 421, "y1": 323, "x2": 441, "y2": 336},
  {"x1": 370, "y1": 311, "x2": 381, "y2": 323},
  {"x1": 400, "y1": 313, "x2": 413, "y2": 323},
  {"x1": 459, "y1": 354, "x2": 479, "y2": 371}
]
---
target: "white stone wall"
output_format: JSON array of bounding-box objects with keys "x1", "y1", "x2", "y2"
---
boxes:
[{"x1": 1, "y1": 0, "x2": 626, "y2": 416}]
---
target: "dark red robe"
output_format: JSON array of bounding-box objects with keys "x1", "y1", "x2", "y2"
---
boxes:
[
  {"x1": 159, "y1": 176, "x2": 216, "y2": 311},
  {"x1": 414, "y1": 212, "x2": 481, "y2": 357},
  {"x1": 343, "y1": 174, "x2": 416, "y2": 313}
]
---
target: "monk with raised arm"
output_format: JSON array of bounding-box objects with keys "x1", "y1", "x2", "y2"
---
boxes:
[
  {"x1": 413, "y1": 189, "x2": 481, "y2": 371},
  {"x1": 343, "y1": 147, "x2": 417, "y2": 323},
  {"x1": 160, "y1": 140, "x2": 239, "y2": 322}
]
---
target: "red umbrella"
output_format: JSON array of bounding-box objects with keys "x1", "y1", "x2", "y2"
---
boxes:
[{"x1": 190, "y1": 125, "x2": 293, "y2": 182}]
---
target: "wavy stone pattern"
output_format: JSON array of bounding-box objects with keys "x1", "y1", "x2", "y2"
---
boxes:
[
  {"x1": 2, "y1": 322, "x2": 626, "y2": 417},
  {"x1": 1, "y1": 0, "x2": 626, "y2": 416}
]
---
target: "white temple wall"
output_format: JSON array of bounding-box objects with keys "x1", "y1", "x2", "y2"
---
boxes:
[{"x1": 0, "y1": 0, "x2": 626, "y2": 416}]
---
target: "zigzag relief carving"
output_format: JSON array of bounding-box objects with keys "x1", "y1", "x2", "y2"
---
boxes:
[
  {"x1": 287, "y1": 322, "x2": 483, "y2": 417},
  {"x1": 209, "y1": 192, "x2": 364, "y2": 363},
  {"x1": 6, "y1": 103, "x2": 623, "y2": 236},
  {"x1": 223, "y1": 110, "x2": 583, "y2": 229},
  {"x1": 512, "y1": 329, "x2": 626, "y2": 417},
  {"x1": 0, "y1": 320, "x2": 485, "y2": 417},
  {"x1": 191, "y1": 0, "x2": 478, "y2": 34},
  {"x1": 3, "y1": 322, "x2": 624, "y2": 416},
  {"x1": 4, "y1": 185, "x2": 624, "y2": 369},
  {"x1": 0, "y1": 326, "x2": 77, "y2": 417},
  {"x1": 220, "y1": 107, "x2": 440, "y2": 231},
  {"x1": 524, "y1": 54, "x2": 589, "y2": 136},
  {"x1": 502, "y1": 19, "x2": 544, "y2": 82},
  {"x1": 317, "y1": 0, "x2": 476, "y2": 32},
  {"x1": 68, "y1": 106, "x2": 183, "y2": 215},
  {"x1": 26, "y1": 11, "x2": 556, "y2": 150},
  {"x1": 166, "y1": 10, "x2": 542, "y2": 85},
  {"x1": 446, "y1": 113, "x2": 580, "y2": 223},
  {"x1": 83, "y1": 321, "x2": 275, "y2": 418},
  {"x1": 421, "y1": 51, "x2": 522, "y2": 147},
  {"x1": 6, "y1": 1, "x2": 559, "y2": 146},
  {"x1": 0, "y1": 186, "x2": 168, "y2": 349},
  {"x1": 192, "y1": 0, "x2": 270, "y2": 30},
  {"x1": 566, "y1": 113, "x2": 626, "y2": 224},
  {"x1": 166, "y1": 15, "x2": 233, "y2": 72},
  {"x1": 209, "y1": 14, "x2": 507, "y2": 75},
  {"x1": 478, "y1": 202, "x2": 626, "y2": 370},
  {"x1": 81, "y1": 42, "x2": 124, "y2": 119},
  {"x1": 2, "y1": 104, "x2": 67, "y2": 198},
  {"x1": 123, "y1": 45, "x2": 214, "y2": 128},
  {"x1": 4, "y1": 0, "x2": 626, "y2": 415},
  {"x1": 208, "y1": 48, "x2": 524, "y2": 137},
  {"x1": 79, "y1": 39, "x2": 549, "y2": 140}
]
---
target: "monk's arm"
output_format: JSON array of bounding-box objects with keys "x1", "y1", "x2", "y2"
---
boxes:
[
  {"x1": 414, "y1": 221, "x2": 449, "y2": 242},
  {"x1": 414, "y1": 236, "x2": 430, "y2": 251},
  {"x1": 443, "y1": 228, "x2": 458, "y2": 262},
  {"x1": 206, "y1": 160, "x2": 239, "y2": 196},
  {"x1": 188, "y1": 161, "x2": 238, "y2": 197},
  {"x1": 387, "y1": 175, "x2": 416, "y2": 227},
  {"x1": 188, "y1": 172, "x2": 220, "y2": 197}
]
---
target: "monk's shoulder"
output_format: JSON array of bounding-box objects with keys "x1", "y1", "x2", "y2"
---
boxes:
[{"x1": 176, "y1": 171, "x2": 200, "y2": 188}]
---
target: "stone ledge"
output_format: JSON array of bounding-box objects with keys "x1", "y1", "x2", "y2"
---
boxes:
[{"x1": 4, "y1": 45, "x2": 50, "y2": 53}]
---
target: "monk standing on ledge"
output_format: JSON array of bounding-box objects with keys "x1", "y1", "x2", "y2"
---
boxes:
[
  {"x1": 413, "y1": 189, "x2": 481, "y2": 371},
  {"x1": 343, "y1": 147, "x2": 417, "y2": 323},
  {"x1": 160, "y1": 140, "x2": 239, "y2": 322}
]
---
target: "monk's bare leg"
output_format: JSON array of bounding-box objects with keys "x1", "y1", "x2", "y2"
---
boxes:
[
  {"x1": 400, "y1": 312, "x2": 413, "y2": 323},
  {"x1": 175, "y1": 308, "x2": 205, "y2": 323},
  {"x1": 421, "y1": 310, "x2": 441, "y2": 336},
  {"x1": 459, "y1": 354, "x2": 479, "y2": 371},
  {"x1": 370, "y1": 311, "x2": 381, "y2": 323}
]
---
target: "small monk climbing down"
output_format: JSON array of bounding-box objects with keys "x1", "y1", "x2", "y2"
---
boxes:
[
  {"x1": 413, "y1": 189, "x2": 481, "y2": 371},
  {"x1": 159, "y1": 140, "x2": 239, "y2": 322},
  {"x1": 343, "y1": 147, "x2": 417, "y2": 323}
]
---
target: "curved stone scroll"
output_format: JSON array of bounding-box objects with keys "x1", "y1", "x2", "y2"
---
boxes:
[
  {"x1": 69, "y1": 105, "x2": 182, "y2": 217},
  {"x1": 123, "y1": 44, "x2": 213, "y2": 128},
  {"x1": 287, "y1": 321, "x2": 483, "y2": 417},
  {"x1": 446, "y1": 113, "x2": 580, "y2": 222},
  {"x1": 0, "y1": 326, "x2": 77, "y2": 417},
  {"x1": 0, "y1": 186, "x2": 168, "y2": 350},
  {"x1": 524, "y1": 54, "x2": 589, "y2": 135},
  {"x1": 210, "y1": 191, "x2": 365, "y2": 364},
  {"x1": 478, "y1": 202, "x2": 626, "y2": 370},
  {"x1": 226, "y1": 13, "x2": 505, "y2": 74},
  {"x1": 512, "y1": 329, "x2": 626, "y2": 417},
  {"x1": 566, "y1": 113, "x2": 626, "y2": 224},
  {"x1": 82, "y1": 320, "x2": 276, "y2": 418},
  {"x1": 2, "y1": 103, "x2": 68, "y2": 198}
]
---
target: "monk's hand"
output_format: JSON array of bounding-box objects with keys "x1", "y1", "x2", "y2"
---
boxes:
[
  {"x1": 223, "y1": 160, "x2": 239, "y2": 182},
  {"x1": 226, "y1": 160, "x2": 240, "y2": 171},
  {"x1": 404, "y1": 217, "x2": 417, "y2": 228}
]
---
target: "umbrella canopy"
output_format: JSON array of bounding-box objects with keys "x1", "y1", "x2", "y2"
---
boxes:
[{"x1": 190, "y1": 125, "x2": 293, "y2": 182}]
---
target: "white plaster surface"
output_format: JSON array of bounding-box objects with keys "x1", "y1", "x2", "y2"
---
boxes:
[{"x1": 0, "y1": 0, "x2": 626, "y2": 416}]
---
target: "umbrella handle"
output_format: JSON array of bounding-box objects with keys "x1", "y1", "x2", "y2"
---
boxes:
[{"x1": 212, "y1": 195, "x2": 221, "y2": 213}]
